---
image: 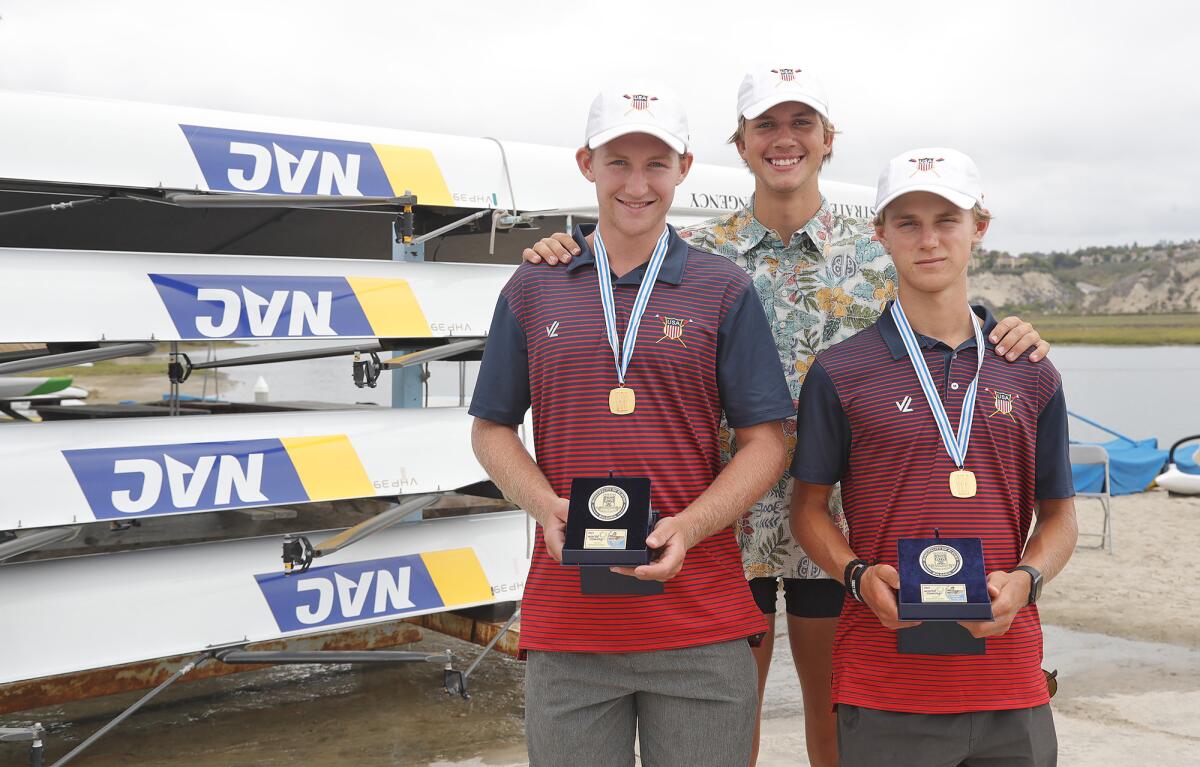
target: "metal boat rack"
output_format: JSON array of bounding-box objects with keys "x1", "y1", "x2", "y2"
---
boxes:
[
  {"x1": 0, "y1": 724, "x2": 45, "y2": 766},
  {"x1": 0, "y1": 186, "x2": 527, "y2": 764}
]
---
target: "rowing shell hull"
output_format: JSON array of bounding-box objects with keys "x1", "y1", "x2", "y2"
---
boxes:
[
  {"x1": 0, "y1": 510, "x2": 531, "y2": 684},
  {"x1": 0, "y1": 89, "x2": 874, "y2": 223},
  {"x1": 0, "y1": 247, "x2": 515, "y2": 343},
  {"x1": 0, "y1": 407, "x2": 486, "y2": 531},
  {"x1": 0, "y1": 376, "x2": 75, "y2": 398}
]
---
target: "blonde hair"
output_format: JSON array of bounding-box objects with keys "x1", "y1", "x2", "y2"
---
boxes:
[{"x1": 727, "y1": 112, "x2": 838, "y2": 166}]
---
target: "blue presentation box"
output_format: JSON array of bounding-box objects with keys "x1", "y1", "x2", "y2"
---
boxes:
[{"x1": 897, "y1": 537, "x2": 994, "y2": 622}]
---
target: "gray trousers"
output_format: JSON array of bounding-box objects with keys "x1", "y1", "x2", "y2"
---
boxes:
[
  {"x1": 524, "y1": 639, "x2": 757, "y2": 767},
  {"x1": 838, "y1": 703, "x2": 1058, "y2": 767}
]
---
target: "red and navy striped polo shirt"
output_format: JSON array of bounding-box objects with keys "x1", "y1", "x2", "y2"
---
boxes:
[
  {"x1": 792, "y1": 303, "x2": 1074, "y2": 713},
  {"x1": 470, "y1": 225, "x2": 793, "y2": 653}
]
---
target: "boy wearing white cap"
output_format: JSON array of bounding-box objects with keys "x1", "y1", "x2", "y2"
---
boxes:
[
  {"x1": 789, "y1": 148, "x2": 1077, "y2": 766},
  {"x1": 523, "y1": 68, "x2": 1050, "y2": 767},
  {"x1": 471, "y1": 85, "x2": 794, "y2": 766}
]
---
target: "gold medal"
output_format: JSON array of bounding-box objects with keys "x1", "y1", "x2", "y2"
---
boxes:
[
  {"x1": 949, "y1": 470, "x2": 977, "y2": 498},
  {"x1": 592, "y1": 227, "x2": 669, "y2": 419},
  {"x1": 609, "y1": 386, "x2": 635, "y2": 415}
]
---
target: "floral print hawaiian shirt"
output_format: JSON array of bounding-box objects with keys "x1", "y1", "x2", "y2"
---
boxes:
[{"x1": 679, "y1": 196, "x2": 894, "y2": 580}]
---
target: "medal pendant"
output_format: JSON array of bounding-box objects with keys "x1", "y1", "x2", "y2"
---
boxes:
[
  {"x1": 609, "y1": 386, "x2": 636, "y2": 415},
  {"x1": 949, "y1": 470, "x2": 977, "y2": 498}
]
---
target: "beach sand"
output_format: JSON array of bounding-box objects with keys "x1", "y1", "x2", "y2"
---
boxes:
[{"x1": 1041, "y1": 489, "x2": 1200, "y2": 648}]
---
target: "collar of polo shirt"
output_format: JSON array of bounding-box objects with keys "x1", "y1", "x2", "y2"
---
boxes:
[
  {"x1": 565, "y1": 223, "x2": 690, "y2": 285},
  {"x1": 716, "y1": 195, "x2": 837, "y2": 257},
  {"x1": 878, "y1": 301, "x2": 999, "y2": 359}
]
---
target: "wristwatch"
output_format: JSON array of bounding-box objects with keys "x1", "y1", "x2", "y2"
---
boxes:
[{"x1": 1011, "y1": 565, "x2": 1043, "y2": 605}]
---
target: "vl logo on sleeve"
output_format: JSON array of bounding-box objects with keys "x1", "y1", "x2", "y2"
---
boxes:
[
  {"x1": 63, "y1": 436, "x2": 374, "y2": 520},
  {"x1": 254, "y1": 548, "x2": 493, "y2": 632},
  {"x1": 149, "y1": 274, "x2": 431, "y2": 339}
]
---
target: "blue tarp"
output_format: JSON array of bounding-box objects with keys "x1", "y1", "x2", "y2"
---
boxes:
[
  {"x1": 1071, "y1": 438, "x2": 1168, "y2": 495},
  {"x1": 1175, "y1": 444, "x2": 1199, "y2": 475}
]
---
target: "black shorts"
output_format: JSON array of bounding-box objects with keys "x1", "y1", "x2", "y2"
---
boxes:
[{"x1": 748, "y1": 576, "x2": 844, "y2": 618}]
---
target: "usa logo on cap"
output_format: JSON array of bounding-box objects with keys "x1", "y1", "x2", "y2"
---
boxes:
[
  {"x1": 772, "y1": 67, "x2": 801, "y2": 84},
  {"x1": 624, "y1": 94, "x2": 658, "y2": 114},
  {"x1": 909, "y1": 157, "x2": 945, "y2": 176}
]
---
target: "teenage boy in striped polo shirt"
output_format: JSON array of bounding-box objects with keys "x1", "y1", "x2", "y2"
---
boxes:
[
  {"x1": 522, "y1": 67, "x2": 1050, "y2": 767},
  {"x1": 790, "y1": 148, "x2": 1078, "y2": 766},
  {"x1": 471, "y1": 85, "x2": 794, "y2": 766}
]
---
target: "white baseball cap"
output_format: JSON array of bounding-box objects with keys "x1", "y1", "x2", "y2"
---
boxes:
[
  {"x1": 585, "y1": 84, "x2": 689, "y2": 154},
  {"x1": 736, "y1": 66, "x2": 830, "y2": 121},
  {"x1": 875, "y1": 147, "x2": 985, "y2": 213}
]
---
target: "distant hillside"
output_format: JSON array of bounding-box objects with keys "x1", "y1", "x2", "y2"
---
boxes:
[{"x1": 969, "y1": 240, "x2": 1200, "y2": 314}]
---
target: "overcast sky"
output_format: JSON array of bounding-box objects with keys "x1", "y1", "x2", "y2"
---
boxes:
[{"x1": 1, "y1": 0, "x2": 1196, "y2": 254}]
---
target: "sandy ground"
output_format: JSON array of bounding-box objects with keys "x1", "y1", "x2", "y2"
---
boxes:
[{"x1": 1039, "y1": 490, "x2": 1200, "y2": 648}]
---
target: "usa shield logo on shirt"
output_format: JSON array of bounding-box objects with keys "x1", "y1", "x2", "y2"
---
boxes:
[
  {"x1": 655, "y1": 315, "x2": 690, "y2": 347},
  {"x1": 985, "y1": 388, "x2": 1019, "y2": 421}
]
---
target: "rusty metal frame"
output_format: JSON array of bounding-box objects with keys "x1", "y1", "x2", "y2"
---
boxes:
[{"x1": 49, "y1": 652, "x2": 211, "y2": 767}]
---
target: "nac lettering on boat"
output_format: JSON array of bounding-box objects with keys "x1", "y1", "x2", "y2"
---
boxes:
[
  {"x1": 254, "y1": 548, "x2": 494, "y2": 632},
  {"x1": 62, "y1": 436, "x2": 373, "y2": 519},
  {"x1": 149, "y1": 274, "x2": 432, "y2": 339},
  {"x1": 179, "y1": 125, "x2": 455, "y2": 205}
]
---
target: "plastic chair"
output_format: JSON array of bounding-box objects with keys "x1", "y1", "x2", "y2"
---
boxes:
[{"x1": 1070, "y1": 444, "x2": 1112, "y2": 553}]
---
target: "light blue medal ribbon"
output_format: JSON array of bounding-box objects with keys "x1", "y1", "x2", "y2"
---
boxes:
[
  {"x1": 890, "y1": 300, "x2": 986, "y2": 496},
  {"x1": 592, "y1": 225, "x2": 671, "y2": 410}
]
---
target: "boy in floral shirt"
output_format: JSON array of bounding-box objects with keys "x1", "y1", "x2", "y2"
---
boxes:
[{"x1": 523, "y1": 67, "x2": 1048, "y2": 767}]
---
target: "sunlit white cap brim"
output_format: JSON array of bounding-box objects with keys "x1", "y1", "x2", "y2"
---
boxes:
[
  {"x1": 587, "y1": 124, "x2": 687, "y2": 154},
  {"x1": 740, "y1": 93, "x2": 830, "y2": 121},
  {"x1": 875, "y1": 185, "x2": 978, "y2": 214}
]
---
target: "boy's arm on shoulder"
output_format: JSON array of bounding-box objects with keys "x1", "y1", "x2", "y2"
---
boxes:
[
  {"x1": 989, "y1": 313, "x2": 1051, "y2": 363},
  {"x1": 678, "y1": 211, "x2": 741, "y2": 254}
]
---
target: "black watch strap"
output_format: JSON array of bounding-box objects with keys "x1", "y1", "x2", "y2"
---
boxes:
[{"x1": 1012, "y1": 565, "x2": 1043, "y2": 605}]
